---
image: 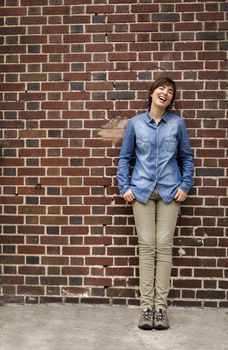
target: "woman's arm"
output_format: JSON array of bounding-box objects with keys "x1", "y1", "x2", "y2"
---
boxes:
[
  {"x1": 177, "y1": 119, "x2": 194, "y2": 194},
  {"x1": 116, "y1": 119, "x2": 135, "y2": 197}
]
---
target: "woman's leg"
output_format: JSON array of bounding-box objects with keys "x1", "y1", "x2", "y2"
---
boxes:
[
  {"x1": 154, "y1": 199, "x2": 180, "y2": 309},
  {"x1": 132, "y1": 198, "x2": 156, "y2": 309}
]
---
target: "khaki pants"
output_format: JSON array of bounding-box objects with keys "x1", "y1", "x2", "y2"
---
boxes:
[{"x1": 132, "y1": 189, "x2": 180, "y2": 309}]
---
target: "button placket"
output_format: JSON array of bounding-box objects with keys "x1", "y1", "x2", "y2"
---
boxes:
[{"x1": 155, "y1": 127, "x2": 159, "y2": 180}]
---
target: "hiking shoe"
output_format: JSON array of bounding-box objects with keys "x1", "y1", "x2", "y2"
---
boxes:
[
  {"x1": 154, "y1": 308, "x2": 169, "y2": 330},
  {"x1": 138, "y1": 307, "x2": 154, "y2": 330}
]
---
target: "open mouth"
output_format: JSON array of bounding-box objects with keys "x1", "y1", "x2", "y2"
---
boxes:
[{"x1": 159, "y1": 96, "x2": 167, "y2": 102}]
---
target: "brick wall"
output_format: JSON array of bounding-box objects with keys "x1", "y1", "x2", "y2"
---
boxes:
[{"x1": 0, "y1": 0, "x2": 227, "y2": 307}]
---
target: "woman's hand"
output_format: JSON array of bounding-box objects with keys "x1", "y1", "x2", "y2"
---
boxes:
[
  {"x1": 123, "y1": 188, "x2": 135, "y2": 202},
  {"x1": 175, "y1": 188, "x2": 187, "y2": 202}
]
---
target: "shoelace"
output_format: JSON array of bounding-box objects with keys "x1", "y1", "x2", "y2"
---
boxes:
[
  {"x1": 143, "y1": 308, "x2": 153, "y2": 321},
  {"x1": 155, "y1": 309, "x2": 167, "y2": 321}
]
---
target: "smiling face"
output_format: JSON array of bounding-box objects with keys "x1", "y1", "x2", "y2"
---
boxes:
[
  {"x1": 151, "y1": 84, "x2": 174, "y2": 111},
  {"x1": 148, "y1": 78, "x2": 176, "y2": 112}
]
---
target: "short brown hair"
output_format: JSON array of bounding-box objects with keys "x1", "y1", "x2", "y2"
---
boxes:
[{"x1": 148, "y1": 77, "x2": 176, "y2": 111}]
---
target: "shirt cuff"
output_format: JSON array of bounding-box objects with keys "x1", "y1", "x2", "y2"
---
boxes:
[{"x1": 119, "y1": 186, "x2": 130, "y2": 196}]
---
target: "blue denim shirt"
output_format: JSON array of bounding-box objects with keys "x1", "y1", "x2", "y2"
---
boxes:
[{"x1": 117, "y1": 111, "x2": 194, "y2": 204}]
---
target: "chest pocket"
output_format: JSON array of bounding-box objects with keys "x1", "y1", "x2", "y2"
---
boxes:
[
  {"x1": 163, "y1": 136, "x2": 178, "y2": 152},
  {"x1": 136, "y1": 138, "x2": 153, "y2": 155}
]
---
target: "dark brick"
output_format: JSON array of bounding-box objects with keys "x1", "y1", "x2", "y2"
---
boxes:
[
  {"x1": 26, "y1": 177, "x2": 39, "y2": 186},
  {"x1": 5, "y1": 93, "x2": 17, "y2": 101},
  {"x1": 161, "y1": 4, "x2": 174, "y2": 12},
  {"x1": 47, "y1": 226, "x2": 59, "y2": 235},
  {"x1": 70, "y1": 216, "x2": 83, "y2": 225},
  {"x1": 196, "y1": 168, "x2": 224, "y2": 176},
  {"x1": 90, "y1": 227, "x2": 104, "y2": 235},
  {"x1": 71, "y1": 63, "x2": 84, "y2": 71},
  {"x1": 3, "y1": 148, "x2": 16, "y2": 157},
  {"x1": 4, "y1": 168, "x2": 16, "y2": 176},
  {"x1": 107, "y1": 91, "x2": 135, "y2": 100},
  {"x1": 27, "y1": 83, "x2": 40, "y2": 91},
  {"x1": 71, "y1": 25, "x2": 84, "y2": 33},
  {"x1": 49, "y1": 0, "x2": 63, "y2": 4},
  {"x1": 26, "y1": 277, "x2": 39, "y2": 285},
  {"x1": 93, "y1": 72, "x2": 106, "y2": 81},
  {"x1": 4, "y1": 266, "x2": 17, "y2": 274},
  {"x1": 48, "y1": 73, "x2": 62, "y2": 81},
  {"x1": 219, "y1": 301, "x2": 228, "y2": 308},
  {"x1": 28, "y1": 45, "x2": 40, "y2": 53},
  {"x1": 196, "y1": 290, "x2": 226, "y2": 299},
  {"x1": 69, "y1": 120, "x2": 83, "y2": 128},
  {"x1": 91, "y1": 288, "x2": 105, "y2": 297},
  {"x1": 47, "y1": 187, "x2": 60, "y2": 195},
  {"x1": 5, "y1": 74, "x2": 18, "y2": 82},
  {"x1": 26, "y1": 236, "x2": 39, "y2": 244},
  {"x1": 69, "y1": 277, "x2": 82, "y2": 285},
  {"x1": 92, "y1": 15, "x2": 106, "y2": 23},
  {"x1": 92, "y1": 92, "x2": 105, "y2": 100},
  {"x1": 6, "y1": 36, "x2": 18, "y2": 44},
  {"x1": 138, "y1": 71, "x2": 151, "y2": 80},
  {"x1": 27, "y1": 102, "x2": 40, "y2": 110},
  {"x1": 152, "y1": 13, "x2": 180, "y2": 22},
  {"x1": 26, "y1": 256, "x2": 39, "y2": 264},
  {"x1": 220, "y1": 3, "x2": 228, "y2": 11},
  {"x1": 70, "y1": 159, "x2": 83, "y2": 166},
  {"x1": 81, "y1": 298, "x2": 109, "y2": 305},
  {"x1": 70, "y1": 82, "x2": 84, "y2": 91},
  {"x1": 91, "y1": 187, "x2": 104, "y2": 195},
  {"x1": 219, "y1": 42, "x2": 228, "y2": 50},
  {"x1": 3, "y1": 246, "x2": 15, "y2": 254},
  {"x1": 196, "y1": 32, "x2": 225, "y2": 41},
  {"x1": 47, "y1": 247, "x2": 60, "y2": 254},
  {"x1": 47, "y1": 287, "x2": 60, "y2": 295},
  {"x1": 26, "y1": 159, "x2": 39, "y2": 166},
  {"x1": 3, "y1": 226, "x2": 16, "y2": 234},
  {"x1": 70, "y1": 237, "x2": 83, "y2": 245},
  {"x1": 48, "y1": 130, "x2": 61, "y2": 138},
  {"x1": 4, "y1": 111, "x2": 17, "y2": 119},
  {"x1": 26, "y1": 140, "x2": 39, "y2": 147},
  {"x1": 49, "y1": 55, "x2": 62, "y2": 63},
  {"x1": 26, "y1": 197, "x2": 39, "y2": 205},
  {"x1": 93, "y1": 34, "x2": 106, "y2": 42},
  {"x1": 71, "y1": 44, "x2": 84, "y2": 52}
]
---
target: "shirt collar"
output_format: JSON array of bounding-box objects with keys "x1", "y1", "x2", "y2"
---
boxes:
[{"x1": 146, "y1": 110, "x2": 168, "y2": 124}]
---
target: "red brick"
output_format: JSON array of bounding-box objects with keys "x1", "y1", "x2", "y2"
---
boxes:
[
  {"x1": 62, "y1": 267, "x2": 89, "y2": 276},
  {"x1": 63, "y1": 34, "x2": 91, "y2": 43},
  {"x1": 131, "y1": 4, "x2": 159, "y2": 13},
  {"x1": 108, "y1": 14, "x2": 135, "y2": 23},
  {"x1": 84, "y1": 278, "x2": 112, "y2": 287},
  {"x1": 86, "y1": 5, "x2": 114, "y2": 14},
  {"x1": 85, "y1": 257, "x2": 113, "y2": 266},
  {"x1": 105, "y1": 267, "x2": 134, "y2": 276}
]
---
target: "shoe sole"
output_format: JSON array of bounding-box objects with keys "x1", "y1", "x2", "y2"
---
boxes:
[
  {"x1": 138, "y1": 324, "x2": 153, "y2": 330},
  {"x1": 154, "y1": 325, "x2": 169, "y2": 330}
]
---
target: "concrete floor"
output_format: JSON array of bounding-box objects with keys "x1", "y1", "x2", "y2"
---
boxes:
[{"x1": 0, "y1": 304, "x2": 227, "y2": 350}]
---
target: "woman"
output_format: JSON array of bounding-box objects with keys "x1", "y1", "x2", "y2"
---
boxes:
[{"x1": 117, "y1": 77, "x2": 194, "y2": 330}]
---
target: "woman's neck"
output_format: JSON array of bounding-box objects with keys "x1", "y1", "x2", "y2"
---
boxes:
[{"x1": 149, "y1": 105, "x2": 165, "y2": 124}]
